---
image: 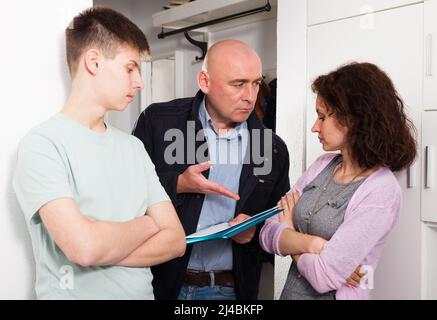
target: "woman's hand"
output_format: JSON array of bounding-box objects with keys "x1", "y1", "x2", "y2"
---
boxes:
[
  {"x1": 345, "y1": 265, "x2": 367, "y2": 288},
  {"x1": 291, "y1": 254, "x2": 301, "y2": 263},
  {"x1": 278, "y1": 192, "x2": 300, "y2": 230}
]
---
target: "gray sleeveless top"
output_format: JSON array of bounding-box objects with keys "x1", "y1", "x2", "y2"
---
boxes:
[{"x1": 280, "y1": 155, "x2": 365, "y2": 300}]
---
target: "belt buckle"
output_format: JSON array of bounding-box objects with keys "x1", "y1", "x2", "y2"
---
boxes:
[
  {"x1": 187, "y1": 269, "x2": 201, "y2": 276},
  {"x1": 186, "y1": 270, "x2": 215, "y2": 287}
]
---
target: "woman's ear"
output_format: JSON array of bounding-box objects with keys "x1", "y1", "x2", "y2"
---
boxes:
[
  {"x1": 84, "y1": 49, "x2": 100, "y2": 76},
  {"x1": 197, "y1": 70, "x2": 210, "y2": 94},
  {"x1": 345, "y1": 117, "x2": 355, "y2": 129}
]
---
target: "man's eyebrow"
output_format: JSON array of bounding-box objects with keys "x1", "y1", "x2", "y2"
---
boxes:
[
  {"x1": 128, "y1": 60, "x2": 140, "y2": 68},
  {"x1": 230, "y1": 77, "x2": 263, "y2": 83}
]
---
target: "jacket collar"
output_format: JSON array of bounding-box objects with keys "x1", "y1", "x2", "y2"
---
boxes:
[
  {"x1": 190, "y1": 90, "x2": 264, "y2": 132},
  {"x1": 189, "y1": 90, "x2": 206, "y2": 132}
]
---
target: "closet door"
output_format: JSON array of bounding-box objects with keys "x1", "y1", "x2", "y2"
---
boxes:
[
  {"x1": 308, "y1": 0, "x2": 421, "y2": 25},
  {"x1": 306, "y1": 3, "x2": 423, "y2": 299},
  {"x1": 421, "y1": 111, "x2": 437, "y2": 299},
  {"x1": 422, "y1": 111, "x2": 437, "y2": 222},
  {"x1": 424, "y1": 0, "x2": 437, "y2": 110}
]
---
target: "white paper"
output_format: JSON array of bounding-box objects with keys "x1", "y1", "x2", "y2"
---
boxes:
[{"x1": 186, "y1": 222, "x2": 230, "y2": 239}]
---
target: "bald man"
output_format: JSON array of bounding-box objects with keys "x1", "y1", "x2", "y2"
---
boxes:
[{"x1": 132, "y1": 40, "x2": 290, "y2": 300}]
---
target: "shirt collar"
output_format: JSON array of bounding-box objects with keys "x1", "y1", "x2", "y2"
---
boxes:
[{"x1": 198, "y1": 97, "x2": 247, "y2": 139}]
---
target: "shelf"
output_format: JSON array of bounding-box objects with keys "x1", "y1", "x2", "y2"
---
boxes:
[{"x1": 153, "y1": 0, "x2": 277, "y2": 33}]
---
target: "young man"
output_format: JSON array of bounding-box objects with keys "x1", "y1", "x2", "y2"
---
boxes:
[
  {"x1": 132, "y1": 40, "x2": 290, "y2": 300},
  {"x1": 13, "y1": 7, "x2": 185, "y2": 299}
]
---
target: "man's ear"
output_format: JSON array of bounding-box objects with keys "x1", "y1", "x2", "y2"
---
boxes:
[
  {"x1": 84, "y1": 49, "x2": 101, "y2": 76},
  {"x1": 198, "y1": 70, "x2": 210, "y2": 94}
]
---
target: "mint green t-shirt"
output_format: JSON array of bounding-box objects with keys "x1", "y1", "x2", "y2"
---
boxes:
[{"x1": 13, "y1": 113, "x2": 169, "y2": 299}]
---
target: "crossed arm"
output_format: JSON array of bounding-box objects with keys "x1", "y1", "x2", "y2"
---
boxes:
[
  {"x1": 39, "y1": 198, "x2": 185, "y2": 268},
  {"x1": 262, "y1": 193, "x2": 365, "y2": 288}
]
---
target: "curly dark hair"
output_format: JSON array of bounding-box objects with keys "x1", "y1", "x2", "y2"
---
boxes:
[{"x1": 311, "y1": 62, "x2": 417, "y2": 172}]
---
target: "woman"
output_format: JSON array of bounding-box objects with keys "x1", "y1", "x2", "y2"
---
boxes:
[{"x1": 260, "y1": 62, "x2": 417, "y2": 299}]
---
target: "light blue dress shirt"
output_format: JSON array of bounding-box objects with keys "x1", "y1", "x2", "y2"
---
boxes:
[{"x1": 187, "y1": 98, "x2": 248, "y2": 272}]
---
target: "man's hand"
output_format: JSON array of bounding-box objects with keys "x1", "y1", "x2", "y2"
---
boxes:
[
  {"x1": 229, "y1": 214, "x2": 255, "y2": 244},
  {"x1": 278, "y1": 191, "x2": 300, "y2": 230},
  {"x1": 177, "y1": 161, "x2": 240, "y2": 200},
  {"x1": 345, "y1": 265, "x2": 366, "y2": 288}
]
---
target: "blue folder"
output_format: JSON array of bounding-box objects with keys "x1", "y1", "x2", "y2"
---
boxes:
[{"x1": 186, "y1": 206, "x2": 284, "y2": 244}]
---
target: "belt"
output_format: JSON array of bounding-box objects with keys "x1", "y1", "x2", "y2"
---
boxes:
[{"x1": 184, "y1": 270, "x2": 235, "y2": 288}]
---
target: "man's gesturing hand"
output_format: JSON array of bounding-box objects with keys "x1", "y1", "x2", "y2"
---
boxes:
[{"x1": 177, "y1": 161, "x2": 240, "y2": 200}]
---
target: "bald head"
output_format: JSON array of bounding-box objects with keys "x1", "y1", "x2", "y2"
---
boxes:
[
  {"x1": 202, "y1": 39, "x2": 262, "y2": 75},
  {"x1": 197, "y1": 39, "x2": 263, "y2": 130}
]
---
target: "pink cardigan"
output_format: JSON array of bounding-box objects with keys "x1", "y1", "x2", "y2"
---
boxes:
[{"x1": 260, "y1": 153, "x2": 402, "y2": 299}]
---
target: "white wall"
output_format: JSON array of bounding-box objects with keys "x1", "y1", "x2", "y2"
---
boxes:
[
  {"x1": 131, "y1": 0, "x2": 203, "y2": 101},
  {"x1": 275, "y1": 0, "x2": 307, "y2": 299},
  {"x1": 210, "y1": 18, "x2": 277, "y2": 78},
  {"x1": 0, "y1": 0, "x2": 92, "y2": 299}
]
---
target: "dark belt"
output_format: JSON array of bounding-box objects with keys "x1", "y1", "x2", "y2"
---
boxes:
[{"x1": 184, "y1": 270, "x2": 235, "y2": 288}]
